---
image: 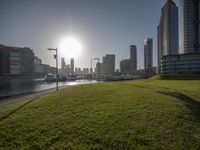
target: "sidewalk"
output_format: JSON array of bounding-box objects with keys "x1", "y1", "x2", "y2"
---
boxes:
[{"x1": 0, "y1": 85, "x2": 78, "y2": 108}]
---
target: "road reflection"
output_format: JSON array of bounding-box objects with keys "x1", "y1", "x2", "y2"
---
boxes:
[{"x1": 0, "y1": 78, "x2": 98, "y2": 97}]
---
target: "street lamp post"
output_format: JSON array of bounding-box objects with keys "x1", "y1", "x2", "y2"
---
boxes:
[{"x1": 47, "y1": 48, "x2": 58, "y2": 91}]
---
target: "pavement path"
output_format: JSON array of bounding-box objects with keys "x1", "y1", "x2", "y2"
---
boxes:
[{"x1": 0, "y1": 84, "x2": 81, "y2": 108}]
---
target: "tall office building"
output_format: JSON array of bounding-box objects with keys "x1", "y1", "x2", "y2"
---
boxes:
[
  {"x1": 70, "y1": 58, "x2": 74, "y2": 74},
  {"x1": 144, "y1": 38, "x2": 153, "y2": 70},
  {"x1": 130, "y1": 45, "x2": 137, "y2": 72},
  {"x1": 179, "y1": 0, "x2": 200, "y2": 53},
  {"x1": 157, "y1": 0, "x2": 178, "y2": 68},
  {"x1": 102, "y1": 54, "x2": 115, "y2": 75}
]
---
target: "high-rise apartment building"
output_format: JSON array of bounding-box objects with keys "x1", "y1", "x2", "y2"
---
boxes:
[
  {"x1": 157, "y1": 0, "x2": 178, "y2": 68},
  {"x1": 144, "y1": 38, "x2": 153, "y2": 70},
  {"x1": 130, "y1": 45, "x2": 137, "y2": 72},
  {"x1": 179, "y1": 0, "x2": 200, "y2": 53}
]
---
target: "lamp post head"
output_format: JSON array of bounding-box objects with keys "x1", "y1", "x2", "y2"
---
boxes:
[{"x1": 47, "y1": 48, "x2": 57, "y2": 51}]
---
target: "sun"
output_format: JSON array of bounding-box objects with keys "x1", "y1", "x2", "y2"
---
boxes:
[{"x1": 59, "y1": 37, "x2": 82, "y2": 59}]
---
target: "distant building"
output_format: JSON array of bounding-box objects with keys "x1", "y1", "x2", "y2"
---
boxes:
[
  {"x1": 116, "y1": 69, "x2": 120, "y2": 72},
  {"x1": 34, "y1": 57, "x2": 44, "y2": 74},
  {"x1": 144, "y1": 38, "x2": 153, "y2": 71},
  {"x1": 82, "y1": 68, "x2": 89, "y2": 75},
  {"x1": 95, "y1": 62, "x2": 103, "y2": 76},
  {"x1": 61, "y1": 57, "x2": 66, "y2": 69},
  {"x1": 0, "y1": 44, "x2": 34, "y2": 76},
  {"x1": 157, "y1": 0, "x2": 178, "y2": 70},
  {"x1": 70, "y1": 58, "x2": 74, "y2": 74},
  {"x1": 94, "y1": 54, "x2": 115, "y2": 76},
  {"x1": 43, "y1": 64, "x2": 50, "y2": 74},
  {"x1": 75, "y1": 67, "x2": 82, "y2": 75},
  {"x1": 161, "y1": 53, "x2": 200, "y2": 74},
  {"x1": 179, "y1": 0, "x2": 200, "y2": 53},
  {"x1": 59, "y1": 58, "x2": 75, "y2": 76},
  {"x1": 59, "y1": 63, "x2": 71, "y2": 76},
  {"x1": 90, "y1": 68, "x2": 93, "y2": 74},
  {"x1": 130, "y1": 45, "x2": 137, "y2": 72},
  {"x1": 120, "y1": 59, "x2": 131, "y2": 75},
  {"x1": 75, "y1": 68, "x2": 78, "y2": 74},
  {"x1": 49, "y1": 66, "x2": 57, "y2": 74},
  {"x1": 102, "y1": 54, "x2": 115, "y2": 75},
  {"x1": 120, "y1": 45, "x2": 137, "y2": 75}
]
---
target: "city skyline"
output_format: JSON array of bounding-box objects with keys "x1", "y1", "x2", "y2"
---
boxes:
[
  {"x1": 0, "y1": 1, "x2": 200, "y2": 148},
  {"x1": 0, "y1": 0, "x2": 179, "y2": 69}
]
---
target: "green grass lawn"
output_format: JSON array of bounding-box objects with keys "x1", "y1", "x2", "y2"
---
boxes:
[{"x1": 0, "y1": 79, "x2": 200, "y2": 149}]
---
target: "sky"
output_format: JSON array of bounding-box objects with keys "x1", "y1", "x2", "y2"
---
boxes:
[{"x1": 0, "y1": 0, "x2": 179, "y2": 69}]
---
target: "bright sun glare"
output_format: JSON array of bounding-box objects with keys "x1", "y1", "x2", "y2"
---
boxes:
[{"x1": 59, "y1": 37, "x2": 82, "y2": 59}]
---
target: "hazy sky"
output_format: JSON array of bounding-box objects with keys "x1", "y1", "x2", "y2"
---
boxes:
[{"x1": 0, "y1": 0, "x2": 179, "y2": 69}]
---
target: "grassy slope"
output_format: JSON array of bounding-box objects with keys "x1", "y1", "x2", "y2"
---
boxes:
[{"x1": 0, "y1": 79, "x2": 200, "y2": 149}]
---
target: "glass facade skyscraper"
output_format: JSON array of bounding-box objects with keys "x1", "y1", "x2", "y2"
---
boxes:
[
  {"x1": 157, "y1": 0, "x2": 178, "y2": 68},
  {"x1": 179, "y1": 0, "x2": 200, "y2": 53}
]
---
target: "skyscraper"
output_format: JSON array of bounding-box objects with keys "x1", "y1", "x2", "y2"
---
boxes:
[
  {"x1": 120, "y1": 45, "x2": 137, "y2": 75},
  {"x1": 157, "y1": 0, "x2": 178, "y2": 68},
  {"x1": 130, "y1": 45, "x2": 137, "y2": 72},
  {"x1": 179, "y1": 0, "x2": 200, "y2": 53},
  {"x1": 70, "y1": 58, "x2": 74, "y2": 74},
  {"x1": 144, "y1": 38, "x2": 153, "y2": 70},
  {"x1": 102, "y1": 54, "x2": 115, "y2": 75}
]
